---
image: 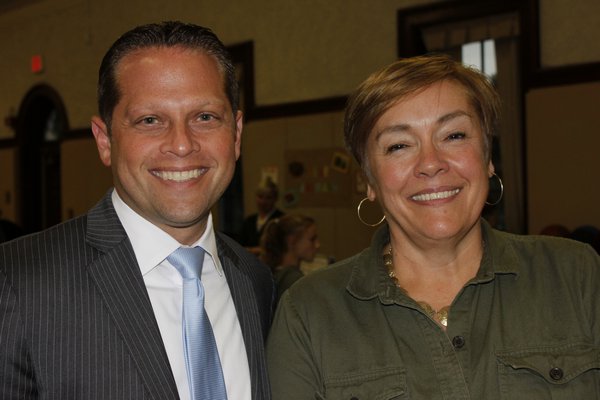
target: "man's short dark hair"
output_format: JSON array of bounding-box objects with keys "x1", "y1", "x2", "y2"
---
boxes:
[{"x1": 97, "y1": 21, "x2": 239, "y2": 130}]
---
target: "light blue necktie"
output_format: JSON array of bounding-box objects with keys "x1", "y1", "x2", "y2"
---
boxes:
[{"x1": 168, "y1": 247, "x2": 228, "y2": 400}]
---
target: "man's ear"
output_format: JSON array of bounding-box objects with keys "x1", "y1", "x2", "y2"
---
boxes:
[
  {"x1": 234, "y1": 110, "x2": 243, "y2": 161},
  {"x1": 91, "y1": 116, "x2": 112, "y2": 167}
]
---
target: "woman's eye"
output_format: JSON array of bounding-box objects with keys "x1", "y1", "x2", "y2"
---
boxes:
[
  {"x1": 447, "y1": 132, "x2": 466, "y2": 140},
  {"x1": 386, "y1": 143, "x2": 408, "y2": 153}
]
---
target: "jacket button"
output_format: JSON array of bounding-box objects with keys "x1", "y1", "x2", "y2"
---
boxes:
[
  {"x1": 452, "y1": 335, "x2": 465, "y2": 349},
  {"x1": 549, "y1": 367, "x2": 564, "y2": 380}
]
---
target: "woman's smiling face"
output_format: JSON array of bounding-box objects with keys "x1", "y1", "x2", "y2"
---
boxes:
[{"x1": 365, "y1": 79, "x2": 493, "y2": 244}]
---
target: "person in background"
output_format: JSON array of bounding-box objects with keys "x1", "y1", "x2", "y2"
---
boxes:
[
  {"x1": 267, "y1": 54, "x2": 600, "y2": 399},
  {"x1": 570, "y1": 225, "x2": 600, "y2": 254},
  {"x1": 0, "y1": 219, "x2": 24, "y2": 244},
  {"x1": 539, "y1": 224, "x2": 570, "y2": 238},
  {"x1": 1, "y1": 21, "x2": 273, "y2": 400},
  {"x1": 240, "y1": 178, "x2": 284, "y2": 255},
  {"x1": 540, "y1": 224, "x2": 600, "y2": 254},
  {"x1": 260, "y1": 214, "x2": 320, "y2": 304}
]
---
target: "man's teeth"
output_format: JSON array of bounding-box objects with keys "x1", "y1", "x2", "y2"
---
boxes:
[
  {"x1": 153, "y1": 169, "x2": 203, "y2": 182},
  {"x1": 412, "y1": 189, "x2": 460, "y2": 201}
]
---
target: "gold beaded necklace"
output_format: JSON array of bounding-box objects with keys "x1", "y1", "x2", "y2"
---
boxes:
[{"x1": 383, "y1": 244, "x2": 450, "y2": 328}]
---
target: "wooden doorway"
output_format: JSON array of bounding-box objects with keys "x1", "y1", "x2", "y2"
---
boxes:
[{"x1": 16, "y1": 84, "x2": 68, "y2": 234}]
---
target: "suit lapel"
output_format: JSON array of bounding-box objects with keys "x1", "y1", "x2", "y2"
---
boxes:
[
  {"x1": 86, "y1": 192, "x2": 179, "y2": 399},
  {"x1": 217, "y1": 234, "x2": 271, "y2": 400}
]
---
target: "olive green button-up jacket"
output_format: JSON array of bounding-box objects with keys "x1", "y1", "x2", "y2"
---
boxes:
[{"x1": 267, "y1": 220, "x2": 600, "y2": 400}]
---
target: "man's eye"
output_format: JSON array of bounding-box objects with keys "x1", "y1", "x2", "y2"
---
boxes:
[
  {"x1": 140, "y1": 116, "x2": 157, "y2": 124},
  {"x1": 199, "y1": 113, "x2": 215, "y2": 121}
]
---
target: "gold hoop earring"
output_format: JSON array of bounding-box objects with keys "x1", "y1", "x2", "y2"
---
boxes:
[
  {"x1": 357, "y1": 197, "x2": 386, "y2": 227},
  {"x1": 486, "y1": 173, "x2": 504, "y2": 206}
]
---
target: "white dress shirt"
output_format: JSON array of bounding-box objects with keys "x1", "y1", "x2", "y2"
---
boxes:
[{"x1": 112, "y1": 190, "x2": 251, "y2": 400}]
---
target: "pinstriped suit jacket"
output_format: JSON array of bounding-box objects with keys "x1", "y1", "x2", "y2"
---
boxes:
[{"x1": 0, "y1": 192, "x2": 274, "y2": 399}]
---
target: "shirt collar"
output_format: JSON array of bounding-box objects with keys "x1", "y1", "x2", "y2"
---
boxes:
[
  {"x1": 346, "y1": 219, "x2": 520, "y2": 302},
  {"x1": 111, "y1": 189, "x2": 224, "y2": 276},
  {"x1": 346, "y1": 224, "x2": 393, "y2": 301},
  {"x1": 477, "y1": 218, "x2": 520, "y2": 278},
  {"x1": 195, "y1": 215, "x2": 224, "y2": 276}
]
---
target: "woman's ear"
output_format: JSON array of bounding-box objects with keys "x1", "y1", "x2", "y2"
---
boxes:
[
  {"x1": 285, "y1": 234, "x2": 297, "y2": 254},
  {"x1": 366, "y1": 183, "x2": 377, "y2": 201},
  {"x1": 488, "y1": 161, "x2": 495, "y2": 177}
]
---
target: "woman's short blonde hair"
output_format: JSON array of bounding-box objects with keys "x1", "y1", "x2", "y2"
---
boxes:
[{"x1": 344, "y1": 54, "x2": 501, "y2": 172}]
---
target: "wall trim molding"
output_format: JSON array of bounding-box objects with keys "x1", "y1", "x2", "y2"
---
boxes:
[{"x1": 228, "y1": 41, "x2": 346, "y2": 122}]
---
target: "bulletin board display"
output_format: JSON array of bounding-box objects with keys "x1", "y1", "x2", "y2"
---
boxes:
[{"x1": 283, "y1": 147, "x2": 354, "y2": 208}]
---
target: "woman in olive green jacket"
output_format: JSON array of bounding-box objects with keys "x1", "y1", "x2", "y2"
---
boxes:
[{"x1": 267, "y1": 54, "x2": 600, "y2": 399}]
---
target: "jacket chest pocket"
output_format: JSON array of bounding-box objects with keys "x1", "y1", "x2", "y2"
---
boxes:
[
  {"x1": 496, "y1": 342, "x2": 600, "y2": 399},
  {"x1": 317, "y1": 367, "x2": 408, "y2": 400}
]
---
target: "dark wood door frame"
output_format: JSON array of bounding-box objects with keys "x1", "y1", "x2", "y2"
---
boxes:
[{"x1": 15, "y1": 84, "x2": 69, "y2": 233}]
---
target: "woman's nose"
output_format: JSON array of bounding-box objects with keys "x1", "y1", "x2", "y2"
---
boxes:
[{"x1": 415, "y1": 143, "x2": 448, "y2": 177}]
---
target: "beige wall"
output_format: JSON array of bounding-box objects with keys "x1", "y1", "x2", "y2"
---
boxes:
[
  {"x1": 539, "y1": 0, "x2": 600, "y2": 67},
  {"x1": 0, "y1": 0, "x2": 599, "y2": 258},
  {"x1": 60, "y1": 137, "x2": 112, "y2": 220},
  {"x1": 242, "y1": 111, "x2": 377, "y2": 261},
  {"x1": 526, "y1": 81, "x2": 600, "y2": 234},
  {"x1": 1, "y1": 0, "x2": 598, "y2": 138},
  {"x1": 0, "y1": 0, "x2": 436, "y2": 134}
]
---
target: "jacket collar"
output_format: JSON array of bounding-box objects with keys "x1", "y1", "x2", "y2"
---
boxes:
[
  {"x1": 85, "y1": 190, "x2": 180, "y2": 399},
  {"x1": 346, "y1": 219, "x2": 520, "y2": 302},
  {"x1": 86, "y1": 190, "x2": 129, "y2": 252}
]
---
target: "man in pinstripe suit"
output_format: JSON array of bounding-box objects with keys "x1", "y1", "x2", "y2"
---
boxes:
[{"x1": 0, "y1": 21, "x2": 274, "y2": 399}]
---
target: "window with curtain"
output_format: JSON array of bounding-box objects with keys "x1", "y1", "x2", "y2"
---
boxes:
[{"x1": 420, "y1": 13, "x2": 525, "y2": 233}]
